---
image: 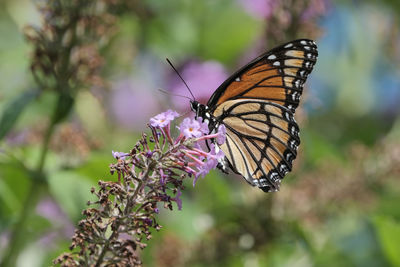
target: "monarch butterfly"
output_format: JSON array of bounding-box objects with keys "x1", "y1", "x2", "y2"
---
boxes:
[{"x1": 187, "y1": 39, "x2": 318, "y2": 192}]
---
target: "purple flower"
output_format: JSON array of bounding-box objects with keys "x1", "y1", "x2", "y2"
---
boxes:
[
  {"x1": 238, "y1": 0, "x2": 277, "y2": 19},
  {"x1": 200, "y1": 119, "x2": 210, "y2": 134},
  {"x1": 144, "y1": 218, "x2": 153, "y2": 226},
  {"x1": 112, "y1": 150, "x2": 128, "y2": 160},
  {"x1": 192, "y1": 144, "x2": 225, "y2": 187},
  {"x1": 209, "y1": 144, "x2": 225, "y2": 161},
  {"x1": 160, "y1": 169, "x2": 167, "y2": 186},
  {"x1": 193, "y1": 160, "x2": 216, "y2": 187},
  {"x1": 169, "y1": 61, "x2": 228, "y2": 111},
  {"x1": 178, "y1": 118, "x2": 208, "y2": 138},
  {"x1": 216, "y1": 124, "x2": 226, "y2": 145},
  {"x1": 150, "y1": 109, "x2": 179, "y2": 128},
  {"x1": 171, "y1": 189, "x2": 182, "y2": 210}
]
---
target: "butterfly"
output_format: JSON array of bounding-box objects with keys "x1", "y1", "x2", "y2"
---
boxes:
[{"x1": 189, "y1": 39, "x2": 318, "y2": 192}]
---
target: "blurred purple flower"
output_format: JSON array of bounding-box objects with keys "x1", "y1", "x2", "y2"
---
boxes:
[
  {"x1": 150, "y1": 109, "x2": 179, "y2": 128},
  {"x1": 38, "y1": 231, "x2": 59, "y2": 247},
  {"x1": 110, "y1": 79, "x2": 159, "y2": 131},
  {"x1": 238, "y1": 0, "x2": 277, "y2": 19},
  {"x1": 0, "y1": 232, "x2": 10, "y2": 251},
  {"x1": 301, "y1": 0, "x2": 329, "y2": 21},
  {"x1": 169, "y1": 61, "x2": 228, "y2": 111},
  {"x1": 36, "y1": 197, "x2": 66, "y2": 223},
  {"x1": 36, "y1": 197, "x2": 74, "y2": 238}
]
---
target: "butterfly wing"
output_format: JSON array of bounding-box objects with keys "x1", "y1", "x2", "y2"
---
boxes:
[
  {"x1": 213, "y1": 99, "x2": 299, "y2": 192},
  {"x1": 208, "y1": 39, "x2": 318, "y2": 191},
  {"x1": 208, "y1": 39, "x2": 318, "y2": 114}
]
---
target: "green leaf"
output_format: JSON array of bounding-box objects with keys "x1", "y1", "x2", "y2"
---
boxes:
[
  {"x1": 53, "y1": 92, "x2": 75, "y2": 124},
  {"x1": 48, "y1": 171, "x2": 95, "y2": 221},
  {"x1": 373, "y1": 216, "x2": 400, "y2": 266},
  {"x1": 74, "y1": 154, "x2": 113, "y2": 183},
  {"x1": 0, "y1": 89, "x2": 40, "y2": 141},
  {"x1": 0, "y1": 159, "x2": 31, "y2": 217},
  {"x1": 199, "y1": 2, "x2": 261, "y2": 64}
]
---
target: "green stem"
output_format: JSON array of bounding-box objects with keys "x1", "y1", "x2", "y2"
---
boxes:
[{"x1": 0, "y1": 103, "x2": 58, "y2": 267}]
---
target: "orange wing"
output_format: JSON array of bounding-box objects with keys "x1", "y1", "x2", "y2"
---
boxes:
[{"x1": 207, "y1": 39, "x2": 318, "y2": 113}]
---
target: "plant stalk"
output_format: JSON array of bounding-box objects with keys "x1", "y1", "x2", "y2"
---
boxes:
[{"x1": 0, "y1": 101, "x2": 58, "y2": 267}]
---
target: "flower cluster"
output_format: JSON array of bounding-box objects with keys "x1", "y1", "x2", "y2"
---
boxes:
[{"x1": 54, "y1": 110, "x2": 225, "y2": 266}]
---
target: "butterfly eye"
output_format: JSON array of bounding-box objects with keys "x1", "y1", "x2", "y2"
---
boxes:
[{"x1": 190, "y1": 101, "x2": 198, "y2": 111}]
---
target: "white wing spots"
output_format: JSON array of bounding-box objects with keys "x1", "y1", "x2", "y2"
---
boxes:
[
  {"x1": 290, "y1": 139, "x2": 298, "y2": 150},
  {"x1": 268, "y1": 54, "x2": 277, "y2": 60},
  {"x1": 305, "y1": 61, "x2": 310, "y2": 68},
  {"x1": 307, "y1": 53, "x2": 312, "y2": 58},
  {"x1": 257, "y1": 178, "x2": 267, "y2": 186},
  {"x1": 280, "y1": 164, "x2": 289, "y2": 175},
  {"x1": 291, "y1": 126, "x2": 296, "y2": 135},
  {"x1": 288, "y1": 104, "x2": 293, "y2": 110},
  {"x1": 286, "y1": 152, "x2": 294, "y2": 163},
  {"x1": 270, "y1": 172, "x2": 280, "y2": 183},
  {"x1": 292, "y1": 91, "x2": 298, "y2": 101},
  {"x1": 284, "y1": 43, "x2": 293, "y2": 48},
  {"x1": 299, "y1": 70, "x2": 305, "y2": 77},
  {"x1": 295, "y1": 80, "x2": 301, "y2": 88},
  {"x1": 235, "y1": 77, "x2": 241, "y2": 82},
  {"x1": 304, "y1": 46, "x2": 311, "y2": 50},
  {"x1": 273, "y1": 61, "x2": 280, "y2": 66},
  {"x1": 300, "y1": 40, "x2": 307, "y2": 45},
  {"x1": 285, "y1": 112, "x2": 291, "y2": 121}
]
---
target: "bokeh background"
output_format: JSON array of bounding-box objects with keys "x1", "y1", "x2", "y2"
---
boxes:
[{"x1": 1, "y1": 0, "x2": 400, "y2": 266}]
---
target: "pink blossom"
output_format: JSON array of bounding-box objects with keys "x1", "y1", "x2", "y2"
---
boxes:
[
  {"x1": 112, "y1": 150, "x2": 128, "y2": 160},
  {"x1": 150, "y1": 109, "x2": 179, "y2": 128},
  {"x1": 178, "y1": 118, "x2": 208, "y2": 138},
  {"x1": 216, "y1": 124, "x2": 226, "y2": 145},
  {"x1": 238, "y1": 0, "x2": 277, "y2": 19}
]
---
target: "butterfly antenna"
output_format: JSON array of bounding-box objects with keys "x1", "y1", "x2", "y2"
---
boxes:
[
  {"x1": 166, "y1": 58, "x2": 196, "y2": 101},
  {"x1": 158, "y1": 88, "x2": 192, "y2": 100}
]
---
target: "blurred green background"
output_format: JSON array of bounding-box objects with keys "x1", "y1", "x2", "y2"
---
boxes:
[{"x1": 1, "y1": 0, "x2": 400, "y2": 266}]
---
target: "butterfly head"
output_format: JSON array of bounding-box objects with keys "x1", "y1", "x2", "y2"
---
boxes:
[
  {"x1": 190, "y1": 100, "x2": 206, "y2": 119},
  {"x1": 190, "y1": 100, "x2": 200, "y2": 113}
]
